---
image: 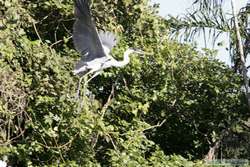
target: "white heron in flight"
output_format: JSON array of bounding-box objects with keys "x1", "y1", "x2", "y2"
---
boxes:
[{"x1": 72, "y1": 0, "x2": 145, "y2": 83}]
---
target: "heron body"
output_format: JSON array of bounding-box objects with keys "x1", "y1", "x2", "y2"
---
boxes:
[
  {"x1": 73, "y1": 48, "x2": 135, "y2": 75},
  {"x1": 72, "y1": 0, "x2": 143, "y2": 81}
]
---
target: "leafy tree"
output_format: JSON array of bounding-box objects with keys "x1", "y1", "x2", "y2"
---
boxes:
[
  {"x1": 167, "y1": 0, "x2": 250, "y2": 160},
  {"x1": 168, "y1": 0, "x2": 250, "y2": 82},
  {"x1": 0, "y1": 0, "x2": 248, "y2": 166}
]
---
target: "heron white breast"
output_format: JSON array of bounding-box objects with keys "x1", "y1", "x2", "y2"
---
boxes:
[{"x1": 86, "y1": 56, "x2": 110, "y2": 70}]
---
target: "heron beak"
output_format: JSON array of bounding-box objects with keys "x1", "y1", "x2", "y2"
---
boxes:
[
  {"x1": 131, "y1": 48, "x2": 146, "y2": 55},
  {"x1": 134, "y1": 50, "x2": 145, "y2": 55},
  {"x1": 133, "y1": 49, "x2": 152, "y2": 56}
]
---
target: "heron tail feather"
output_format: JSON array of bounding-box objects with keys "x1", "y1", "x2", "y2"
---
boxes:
[{"x1": 73, "y1": 64, "x2": 88, "y2": 76}]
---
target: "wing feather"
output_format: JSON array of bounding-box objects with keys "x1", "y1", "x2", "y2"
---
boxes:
[
  {"x1": 73, "y1": 0, "x2": 105, "y2": 62},
  {"x1": 98, "y1": 30, "x2": 118, "y2": 52}
]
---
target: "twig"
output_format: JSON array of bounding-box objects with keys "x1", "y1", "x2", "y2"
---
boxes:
[
  {"x1": 49, "y1": 35, "x2": 72, "y2": 49},
  {"x1": 33, "y1": 22, "x2": 43, "y2": 43},
  {"x1": 101, "y1": 84, "x2": 115, "y2": 118},
  {"x1": 54, "y1": 21, "x2": 61, "y2": 43},
  {"x1": 122, "y1": 77, "x2": 131, "y2": 93},
  {"x1": 125, "y1": 119, "x2": 166, "y2": 148},
  {"x1": 141, "y1": 119, "x2": 166, "y2": 132},
  {"x1": 37, "y1": 12, "x2": 53, "y2": 23},
  {"x1": 106, "y1": 133, "x2": 117, "y2": 150},
  {"x1": 62, "y1": 22, "x2": 71, "y2": 35},
  {"x1": 92, "y1": 85, "x2": 115, "y2": 148},
  {"x1": 110, "y1": 119, "x2": 166, "y2": 136},
  {"x1": 37, "y1": 132, "x2": 79, "y2": 150}
]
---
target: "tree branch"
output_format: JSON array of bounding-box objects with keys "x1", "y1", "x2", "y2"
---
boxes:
[{"x1": 231, "y1": 0, "x2": 249, "y2": 103}]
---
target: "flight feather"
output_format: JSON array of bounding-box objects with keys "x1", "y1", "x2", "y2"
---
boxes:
[{"x1": 73, "y1": 0, "x2": 105, "y2": 62}]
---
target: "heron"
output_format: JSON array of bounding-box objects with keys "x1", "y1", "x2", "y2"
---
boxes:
[
  {"x1": 0, "y1": 160, "x2": 6, "y2": 167},
  {"x1": 72, "y1": 0, "x2": 145, "y2": 85}
]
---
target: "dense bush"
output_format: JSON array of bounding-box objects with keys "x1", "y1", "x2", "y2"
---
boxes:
[{"x1": 0, "y1": 0, "x2": 248, "y2": 166}]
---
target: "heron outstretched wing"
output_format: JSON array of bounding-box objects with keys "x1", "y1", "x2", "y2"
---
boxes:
[
  {"x1": 73, "y1": 0, "x2": 105, "y2": 62},
  {"x1": 98, "y1": 30, "x2": 118, "y2": 54}
]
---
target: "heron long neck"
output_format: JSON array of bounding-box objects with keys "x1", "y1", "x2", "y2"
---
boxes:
[{"x1": 114, "y1": 50, "x2": 133, "y2": 67}]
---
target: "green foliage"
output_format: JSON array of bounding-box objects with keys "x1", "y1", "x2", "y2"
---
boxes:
[
  {"x1": 0, "y1": 0, "x2": 248, "y2": 166},
  {"x1": 167, "y1": 0, "x2": 250, "y2": 72}
]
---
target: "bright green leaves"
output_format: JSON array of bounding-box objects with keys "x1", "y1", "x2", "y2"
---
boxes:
[{"x1": 0, "y1": 0, "x2": 248, "y2": 166}]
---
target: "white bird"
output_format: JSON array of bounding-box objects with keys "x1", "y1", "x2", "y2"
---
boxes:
[
  {"x1": 72, "y1": 0, "x2": 145, "y2": 83},
  {"x1": 0, "y1": 160, "x2": 6, "y2": 167}
]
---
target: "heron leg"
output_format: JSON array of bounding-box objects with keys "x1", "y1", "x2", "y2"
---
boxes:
[
  {"x1": 75, "y1": 69, "x2": 95, "y2": 99},
  {"x1": 75, "y1": 76, "x2": 84, "y2": 100},
  {"x1": 84, "y1": 71, "x2": 102, "y2": 85}
]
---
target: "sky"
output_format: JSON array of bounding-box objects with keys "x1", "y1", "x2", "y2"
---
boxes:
[
  {"x1": 152, "y1": 0, "x2": 248, "y2": 17},
  {"x1": 151, "y1": 0, "x2": 193, "y2": 17},
  {"x1": 151, "y1": 0, "x2": 249, "y2": 66}
]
